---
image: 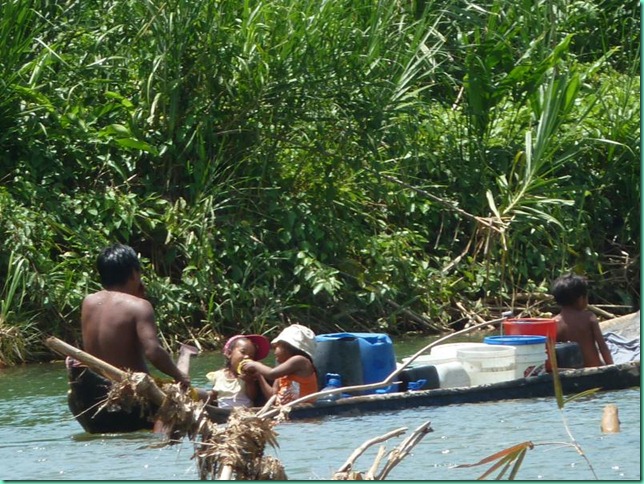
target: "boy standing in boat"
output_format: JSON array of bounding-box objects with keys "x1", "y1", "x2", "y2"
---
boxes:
[
  {"x1": 68, "y1": 243, "x2": 190, "y2": 433},
  {"x1": 551, "y1": 273, "x2": 614, "y2": 368}
]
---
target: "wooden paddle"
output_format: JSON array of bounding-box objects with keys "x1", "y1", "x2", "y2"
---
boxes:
[{"x1": 153, "y1": 343, "x2": 199, "y2": 434}]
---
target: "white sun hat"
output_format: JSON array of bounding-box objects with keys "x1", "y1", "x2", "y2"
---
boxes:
[{"x1": 271, "y1": 324, "x2": 317, "y2": 359}]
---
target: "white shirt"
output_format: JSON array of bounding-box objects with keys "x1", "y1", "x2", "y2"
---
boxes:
[{"x1": 205, "y1": 369, "x2": 253, "y2": 408}]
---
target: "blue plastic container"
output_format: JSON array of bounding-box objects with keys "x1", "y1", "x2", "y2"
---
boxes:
[
  {"x1": 399, "y1": 365, "x2": 440, "y2": 391},
  {"x1": 314, "y1": 333, "x2": 398, "y2": 394},
  {"x1": 318, "y1": 373, "x2": 342, "y2": 402}
]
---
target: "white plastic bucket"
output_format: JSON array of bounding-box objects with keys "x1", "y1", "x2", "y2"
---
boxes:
[
  {"x1": 430, "y1": 342, "x2": 489, "y2": 360},
  {"x1": 456, "y1": 345, "x2": 515, "y2": 386},
  {"x1": 484, "y1": 335, "x2": 547, "y2": 378},
  {"x1": 401, "y1": 353, "x2": 455, "y2": 365}
]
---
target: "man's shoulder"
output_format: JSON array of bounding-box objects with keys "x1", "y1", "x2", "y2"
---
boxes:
[{"x1": 84, "y1": 290, "x2": 152, "y2": 313}]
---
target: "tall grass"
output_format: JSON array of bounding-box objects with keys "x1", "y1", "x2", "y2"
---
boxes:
[
  {"x1": 0, "y1": 252, "x2": 39, "y2": 365},
  {"x1": 0, "y1": 0, "x2": 639, "y2": 356}
]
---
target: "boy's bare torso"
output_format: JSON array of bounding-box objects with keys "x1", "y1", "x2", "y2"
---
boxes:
[{"x1": 555, "y1": 308, "x2": 603, "y2": 367}]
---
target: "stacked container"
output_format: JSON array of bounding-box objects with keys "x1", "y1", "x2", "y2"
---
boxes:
[
  {"x1": 483, "y1": 335, "x2": 547, "y2": 378},
  {"x1": 503, "y1": 318, "x2": 557, "y2": 370},
  {"x1": 313, "y1": 333, "x2": 398, "y2": 394},
  {"x1": 455, "y1": 345, "x2": 516, "y2": 385},
  {"x1": 401, "y1": 353, "x2": 471, "y2": 389}
]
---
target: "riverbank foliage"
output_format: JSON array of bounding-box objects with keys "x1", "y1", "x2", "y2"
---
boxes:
[{"x1": 0, "y1": 0, "x2": 639, "y2": 364}]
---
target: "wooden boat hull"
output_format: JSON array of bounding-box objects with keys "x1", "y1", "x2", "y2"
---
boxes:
[{"x1": 205, "y1": 361, "x2": 640, "y2": 423}]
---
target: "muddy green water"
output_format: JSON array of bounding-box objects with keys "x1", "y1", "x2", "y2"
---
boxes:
[{"x1": 0, "y1": 337, "x2": 640, "y2": 480}]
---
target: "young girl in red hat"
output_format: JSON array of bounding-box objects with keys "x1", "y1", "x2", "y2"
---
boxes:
[{"x1": 200, "y1": 334, "x2": 270, "y2": 407}]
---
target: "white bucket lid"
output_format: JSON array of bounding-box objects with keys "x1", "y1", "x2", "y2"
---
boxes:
[
  {"x1": 430, "y1": 342, "x2": 489, "y2": 358},
  {"x1": 401, "y1": 353, "x2": 454, "y2": 365}
]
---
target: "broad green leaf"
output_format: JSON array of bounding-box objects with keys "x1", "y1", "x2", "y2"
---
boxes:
[
  {"x1": 115, "y1": 137, "x2": 159, "y2": 155},
  {"x1": 486, "y1": 190, "x2": 501, "y2": 219}
]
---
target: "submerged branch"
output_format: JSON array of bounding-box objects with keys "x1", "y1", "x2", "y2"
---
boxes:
[{"x1": 333, "y1": 421, "x2": 433, "y2": 480}]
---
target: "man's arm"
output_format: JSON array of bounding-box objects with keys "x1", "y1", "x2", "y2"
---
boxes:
[{"x1": 135, "y1": 300, "x2": 191, "y2": 386}]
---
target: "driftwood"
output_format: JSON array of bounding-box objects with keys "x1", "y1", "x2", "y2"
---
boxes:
[{"x1": 332, "y1": 421, "x2": 434, "y2": 480}]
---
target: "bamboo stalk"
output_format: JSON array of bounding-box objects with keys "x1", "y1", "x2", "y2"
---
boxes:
[
  {"x1": 46, "y1": 336, "x2": 127, "y2": 382},
  {"x1": 45, "y1": 336, "x2": 167, "y2": 407}
]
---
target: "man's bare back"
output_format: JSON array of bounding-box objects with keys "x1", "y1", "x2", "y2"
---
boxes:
[
  {"x1": 81, "y1": 290, "x2": 152, "y2": 373},
  {"x1": 80, "y1": 244, "x2": 189, "y2": 385}
]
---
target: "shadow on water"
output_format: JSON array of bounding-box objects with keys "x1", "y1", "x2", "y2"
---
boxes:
[{"x1": 70, "y1": 431, "x2": 156, "y2": 442}]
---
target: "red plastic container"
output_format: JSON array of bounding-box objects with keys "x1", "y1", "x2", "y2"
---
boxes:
[
  {"x1": 503, "y1": 318, "x2": 557, "y2": 370},
  {"x1": 503, "y1": 318, "x2": 556, "y2": 341}
]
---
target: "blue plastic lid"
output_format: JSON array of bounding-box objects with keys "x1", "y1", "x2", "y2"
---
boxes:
[
  {"x1": 484, "y1": 335, "x2": 547, "y2": 346},
  {"x1": 325, "y1": 373, "x2": 342, "y2": 386}
]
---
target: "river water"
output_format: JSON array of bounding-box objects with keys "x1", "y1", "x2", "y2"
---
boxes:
[{"x1": 0, "y1": 337, "x2": 640, "y2": 481}]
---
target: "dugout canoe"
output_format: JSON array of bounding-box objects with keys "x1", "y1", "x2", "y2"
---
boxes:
[
  {"x1": 204, "y1": 311, "x2": 641, "y2": 423},
  {"x1": 204, "y1": 360, "x2": 640, "y2": 424}
]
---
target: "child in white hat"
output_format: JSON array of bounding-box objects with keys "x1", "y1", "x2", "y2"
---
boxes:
[{"x1": 240, "y1": 324, "x2": 318, "y2": 405}]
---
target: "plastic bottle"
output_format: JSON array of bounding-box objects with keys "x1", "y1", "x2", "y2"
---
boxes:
[{"x1": 318, "y1": 373, "x2": 342, "y2": 402}]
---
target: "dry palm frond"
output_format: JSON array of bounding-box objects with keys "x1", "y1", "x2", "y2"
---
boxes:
[
  {"x1": 156, "y1": 382, "x2": 206, "y2": 441},
  {"x1": 196, "y1": 407, "x2": 285, "y2": 480},
  {"x1": 101, "y1": 372, "x2": 153, "y2": 417}
]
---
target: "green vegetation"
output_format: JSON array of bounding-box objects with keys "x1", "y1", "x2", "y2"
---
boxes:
[{"x1": 0, "y1": 0, "x2": 639, "y2": 364}]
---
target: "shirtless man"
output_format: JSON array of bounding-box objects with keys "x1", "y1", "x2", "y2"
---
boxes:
[
  {"x1": 552, "y1": 273, "x2": 614, "y2": 368},
  {"x1": 81, "y1": 243, "x2": 190, "y2": 384},
  {"x1": 67, "y1": 244, "x2": 189, "y2": 433}
]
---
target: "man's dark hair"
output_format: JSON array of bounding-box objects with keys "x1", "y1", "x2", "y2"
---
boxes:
[
  {"x1": 97, "y1": 244, "x2": 141, "y2": 287},
  {"x1": 551, "y1": 273, "x2": 588, "y2": 306}
]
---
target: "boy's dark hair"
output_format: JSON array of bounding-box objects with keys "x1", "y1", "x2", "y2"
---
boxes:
[
  {"x1": 551, "y1": 273, "x2": 588, "y2": 306},
  {"x1": 97, "y1": 244, "x2": 141, "y2": 287}
]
